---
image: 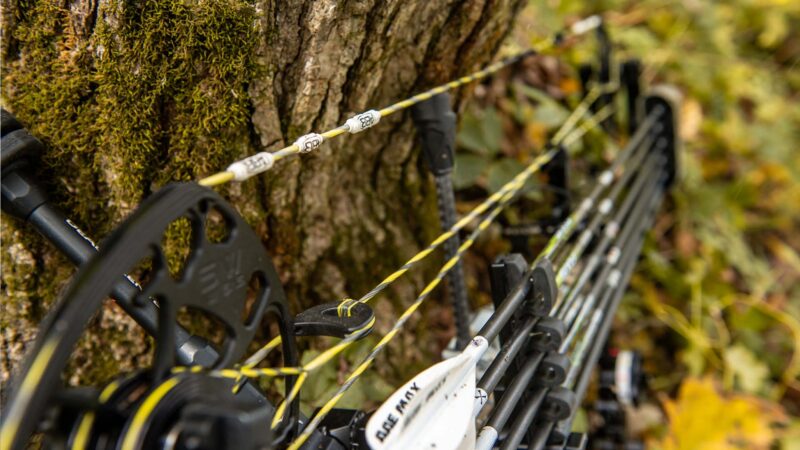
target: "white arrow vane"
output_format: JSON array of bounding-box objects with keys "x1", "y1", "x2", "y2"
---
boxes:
[{"x1": 366, "y1": 337, "x2": 489, "y2": 450}]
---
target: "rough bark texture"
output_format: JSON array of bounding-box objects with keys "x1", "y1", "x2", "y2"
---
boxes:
[{"x1": 1, "y1": 0, "x2": 524, "y2": 388}]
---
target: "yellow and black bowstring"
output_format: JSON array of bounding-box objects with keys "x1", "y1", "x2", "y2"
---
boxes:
[
  {"x1": 197, "y1": 16, "x2": 603, "y2": 188},
  {"x1": 172, "y1": 84, "x2": 612, "y2": 444},
  {"x1": 172, "y1": 14, "x2": 611, "y2": 447},
  {"x1": 284, "y1": 100, "x2": 616, "y2": 450},
  {"x1": 0, "y1": 14, "x2": 650, "y2": 450},
  {"x1": 218, "y1": 82, "x2": 611, "y2": 449}
]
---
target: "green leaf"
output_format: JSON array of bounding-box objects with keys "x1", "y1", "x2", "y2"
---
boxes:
[
  {"x1": 570, "y1": 408, "x2": 589, "y2": 432},
  {"x1": 724, "y1": 344, "x2": 770, "y2": 394},
  {"x1": 615, "y1": 27, "x2": 660, "y2": 55},
  {"x1": 480, "y1": 107, "x2": 503, "y2": 155},
  {"x1": 515, "y1": 82, "x2": 569, "y2": 129},
  {"x1": 680, "y1": 345, "x2": 707, "y2": 377},
  {"x1": 532, "y1": 100, "x2": 569, "y2": 129},
  {"x1": 487, "y1": 159, "x2": 525, "y2": 193},
  {"x1": 515, "y1": 83, "x2": 552, "y2": 103},
  {"x1": 457, "y1": 110, "x2": 487, "y2": 154},
  {"x1": 454, "y1": 153, "x2": 488, "y2": 189},
  {"x1": 456, "y1": 107, "x2": 503, "y2": 155}
]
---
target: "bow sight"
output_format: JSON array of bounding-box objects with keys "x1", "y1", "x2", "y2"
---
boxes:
[{"x1": 1, "y1": 16, "x2": 681, "y2": 450}]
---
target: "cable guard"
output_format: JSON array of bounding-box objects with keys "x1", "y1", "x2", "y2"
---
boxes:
[{"x1": 294, "y1": 302, "x2": 375, "y2": 339}]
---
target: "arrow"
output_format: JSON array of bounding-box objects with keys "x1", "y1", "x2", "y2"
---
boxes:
[{"x1": 366, "y1": 337, "x2": 488, "y2": 450}]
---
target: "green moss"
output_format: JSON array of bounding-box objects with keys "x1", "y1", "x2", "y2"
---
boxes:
[
  {"x1": 1, "y1": 0, "x2": 262, "y2": 381},
  {"x1": 2, "y1": 0, "x2": 259, "y2": 227}
]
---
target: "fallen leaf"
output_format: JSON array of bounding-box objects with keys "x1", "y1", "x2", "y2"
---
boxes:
[
  {"x1": 679, "y1": 97, "x2": 703, "y2": 141},
  {"x1": 659, "y1": 377, "x2": 782, "y2": 450},
  {"x1": 724, "y1": 344, "x2": 770, "y2": 394}
]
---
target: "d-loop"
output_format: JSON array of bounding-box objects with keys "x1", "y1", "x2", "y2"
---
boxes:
[{"x1": 0, "y1": 182, "x2": 302, "y2": 450}]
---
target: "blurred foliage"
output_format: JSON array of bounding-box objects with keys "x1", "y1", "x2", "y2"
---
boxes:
[
  {"x1": 658, "y1": 377, "x2": 785, "y2": 449},
  {"x1": 453, "y1": 0, "x2": 800, "y2": 447}
]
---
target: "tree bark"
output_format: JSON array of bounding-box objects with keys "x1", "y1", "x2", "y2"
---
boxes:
[{"x1": 1, "y1": 0, "x2": 524, "y2": 388}]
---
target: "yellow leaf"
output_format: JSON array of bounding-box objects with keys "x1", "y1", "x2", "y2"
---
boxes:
[
  {"x1": 758, "y1": 10, "x2": 789, "y2": 49},
  {"x1": 766, "y1": 237, "x2": 800, "y2": 276},
  {"x1": 524, "y1": 122, "x2": 548, "y2": 149},
  {"x1": 679, "y1": 97, "x2": 703, "y2": 141},
  {"x1": 659, "y1": 377, "x2": 782, "y2": 450}
]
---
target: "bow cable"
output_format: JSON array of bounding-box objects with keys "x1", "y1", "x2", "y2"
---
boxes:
[
  {"x1": 228, "y1": 81, "x2": 616, "y2": 380},
  {"x1": 285, "y1": 103, "x2": 616, "y2": 450},
  {"x1": 235, "y1": 94, "x2": 616, "y2": 436},
  {"x1": 174, "y1": 87, "x2": 612, "y2": 394},
  {"x1": 197, "y1": 16, "x2": 603, "y2": 187},
  {"x1": 177, "y1": 16, "x2": 614, "y2": 447},
  {"x1": 174, "y1": 88, "x2": 616, "y2": 442}
]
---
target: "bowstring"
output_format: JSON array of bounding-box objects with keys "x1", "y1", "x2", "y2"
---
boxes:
[
  {"x1": 285, "y1": 102, "x2": 616, "y2": 449},
  {"x1": 178, "y1": 17, "x2": 617, "y2": 442},
  {"x1": 230, "y1": 77, "x2": 615, "y2": 372},
  {"x1": 185, "y1": 84, "x2": 613, "y2": 438},
  {"x1": 233, "y1": 80, "x2": 611, "y2": 372},
  {"x1": 197, "y1": 16, "x2": 604, "y2": 187}
]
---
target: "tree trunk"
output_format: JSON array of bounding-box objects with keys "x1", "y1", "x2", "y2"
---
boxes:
[{"x1": 1, "y1": 0, "x2": 524, "y2": 388}]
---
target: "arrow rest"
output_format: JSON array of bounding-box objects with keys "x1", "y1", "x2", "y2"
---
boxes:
[
  {"x1": 299, "y1": 409, "x2": 371, "y2": 449},
  {"x1": 294, "y1": 302, "x2": 374, "y2": 338}
]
